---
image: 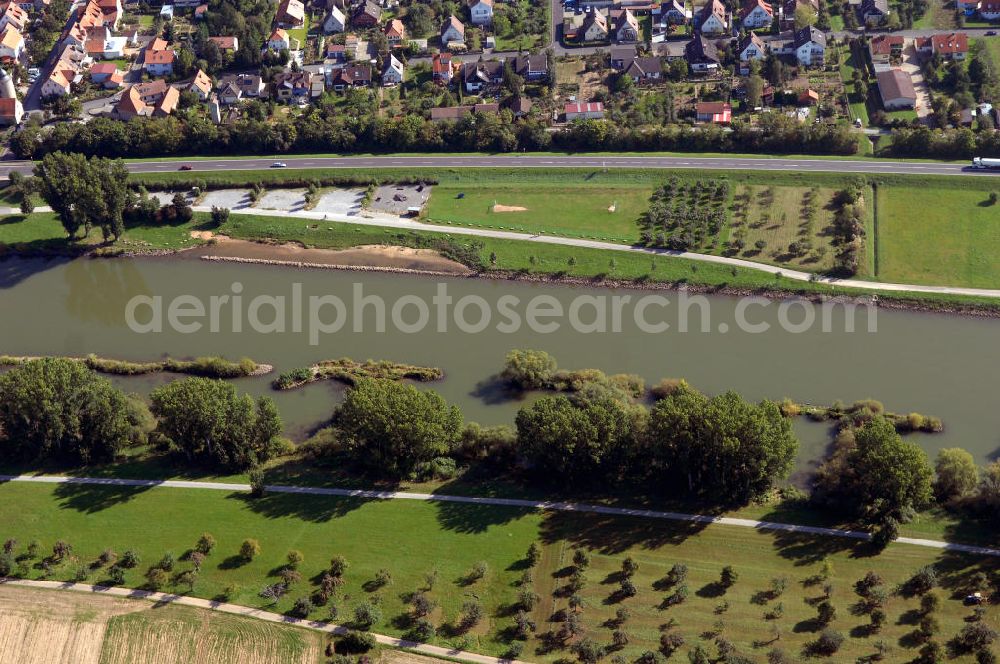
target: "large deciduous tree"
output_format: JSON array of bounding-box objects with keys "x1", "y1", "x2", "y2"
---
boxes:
[
  {"x1": 33, "y1": 151, "x2": 132, "y2": 241},
  {"x1": 0, "y1": 358, "x2": 140, "y2": 463},
  {"x1": 149, "y1": 378, "x2": 282, "y2": 470},
  {"x1": 812, "y1": 416, "x2": 932, "y2": 530},
  {"x1": 336, "y1": 378, "x2": 462, "y2": 477},
  {"x1": 644, "y1": 384, "x2": 798, "y2": 504}
]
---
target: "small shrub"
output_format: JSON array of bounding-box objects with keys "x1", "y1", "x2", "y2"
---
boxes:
[
  {"x1": 330, "y1": 555, "x2": 349, "y2": 577},
  {"x1": 240, "y1": 539, "x2": 260, "y2": 561},
  {"x1": 290, "y1": 596, "x2": 314, "y2": 618},
  {"x1": 526, "y1": 542, "x2": 542, "y2": 567},
  {"x1": 339, "y1": 630, "x2": 377, "y2": 653},
  {"x1": 248, "y1": 468, "x2": 266, "y2": 497},
  {"x1": 813, "y1": 628, "x2": 844, "y2": 655},
  {"x1": 145, "y1": 567, "x2": 168, "y2": 590},
  {"x1": 720, "y1": 565, "x2": 738, "y2": 588},
  {"x1": 353, "y1": 601, "x2": 382, "y2": 628},
  {"x1": 286, "y1": 550, "x2": 304, "y2": 568},
  {"x1": 120, "y1": 549, "x2": 140, "y2": 569},
  {"x1": 157, "y1": 552, "x2": 175, "y2": 572}
]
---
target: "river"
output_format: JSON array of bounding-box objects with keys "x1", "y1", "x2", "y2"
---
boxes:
[{"x1": 1, "y1": 255, "x2": 998, "y2": 480}]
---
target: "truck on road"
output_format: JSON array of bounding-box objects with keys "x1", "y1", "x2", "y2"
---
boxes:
[{"x1": 971, "y1": 157, "x2": 1000, "y2": 169}]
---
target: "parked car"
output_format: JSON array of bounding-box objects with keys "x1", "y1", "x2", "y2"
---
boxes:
[{"x1": 271, "y1": 162, "x2": 288, "y2": 168}]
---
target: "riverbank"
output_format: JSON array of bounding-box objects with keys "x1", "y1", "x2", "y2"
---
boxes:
[{"x1": 0, "y1": 354, "x2": 271, "y2": 378}]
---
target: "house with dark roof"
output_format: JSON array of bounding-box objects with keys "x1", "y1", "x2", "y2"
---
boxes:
[
  {"x1": 685, "y1": 35, "x2": 720, "y2": 72},
  {"x1": 460, "y1": 58, "x2": 503, "y2": 92},
  {"x1": 512, "y1": 54, "x2": 549, "y2": 81},
  {"x1": 858, "y1": 0, "x2": 889, "y2": 25},
  {"x1": 331, "y1": 63, "x2": 372, "y2": 90},
  {"x1": 610, "y1": 44, "x2": 637, "y2": 69},
  {"x1": 624, "y1": 56, "x2": 663, "y2": 82},
  {"x1": 737, "y1": 32, "x2": 766, "y2": 74},
  {"x1": 352, "y1": 1, "x2": 381, "y2": 27}
]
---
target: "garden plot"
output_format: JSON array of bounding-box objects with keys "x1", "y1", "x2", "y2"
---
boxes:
[
  {"x1": 146, "y1": 191, "x2": 189, "y2": 206},
  {"x1": 311, "y1": 188, "x2": 366, "y2": 216},
  {"x1": 255, "y1": 189, "x2": 306, "y2": 212},
  {"x1": 200, "y1": 189, "x2": 252, "y2": 210}
]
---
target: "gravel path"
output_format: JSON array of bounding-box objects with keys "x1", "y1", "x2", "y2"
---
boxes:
[{"x1": 2, "y1": 474, "x2": 998, "y2": 557}]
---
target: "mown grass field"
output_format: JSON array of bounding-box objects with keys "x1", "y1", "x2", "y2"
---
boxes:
[
  {"x1": 425, "y1": 185, "x2": 649, "y2": 243},
  {"x1": 0, "y1": 482, "x2": 996, "y2": 663},
  {"x1": 877, "y1": 185, "x2": 1000, "y2": 288}
]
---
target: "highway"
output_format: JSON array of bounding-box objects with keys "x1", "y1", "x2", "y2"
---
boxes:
[{"x1": 0, "y1": 154, "x2": 990, "y2": 178}]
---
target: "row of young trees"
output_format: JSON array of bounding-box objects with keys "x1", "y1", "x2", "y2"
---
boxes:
[{"x1": 10, "y1": 104, "x2": 860, "y2": 161}]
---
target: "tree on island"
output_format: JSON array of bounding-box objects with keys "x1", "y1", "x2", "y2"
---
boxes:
[
  {"x1": 336, "y1": 378, "x2": 463, "y2": 478},
  {"x1": 149, "y1": 378, "x2": 283, "y2": 471},
  {"x1": 0, "y1": 358, "x2": 145, "y2": 463},
  {"x1": 32, "y1": 152, "x2": 132, "y2": 241}
]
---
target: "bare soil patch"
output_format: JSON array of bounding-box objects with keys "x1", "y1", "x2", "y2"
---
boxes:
[
  {"x1": 191, "y1": 240, "x2": 472, "y2": 274},
  {"x1": 492, "y1": 204, "x2": 529, "y2": 213}
]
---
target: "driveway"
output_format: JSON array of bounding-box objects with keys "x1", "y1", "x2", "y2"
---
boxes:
[{"x1": 901, "y1": 42, "x2": 931, "y2": 122}]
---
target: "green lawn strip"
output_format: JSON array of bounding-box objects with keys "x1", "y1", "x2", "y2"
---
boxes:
[
  {"x1": 93, "y1": 150, "x2": 975, "y2": 164},
  {"x1": 425, "y1": 184, "x2": 648, "y2": 243},
  {"x1": 876, "y1": 185, "x2": 1000, "y2": 289},
  {"x1": 839, "y1": 44, "x2": 871, "y2": 126},
  {"x1": 1, "y1": 481, "x2": 995, "y2": 663}
]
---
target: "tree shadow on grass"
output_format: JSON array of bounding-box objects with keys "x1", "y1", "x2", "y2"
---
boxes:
[
  {"x1": 434, "y1": 498, "x2": 532, "y2": 535},
  {"x1": 53, "y1": 480, "x2": 157, "y2": 514},
  {"x1": 768, "y1": 528, "x2": 865, "y2": 566},
  {"x1": 227, "y1": 490, "x2": 371, "y2": 523},
  {"x1": 538, "y1": 510, "x2": 711, "y2": 555}
]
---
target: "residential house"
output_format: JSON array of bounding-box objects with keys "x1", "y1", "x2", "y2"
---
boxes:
[
  {"x1": 780, "y1": 0, "x2": 816, "y2": 27},
  {"x1": 0, "y1": 95, "x2": 22, "y2": 125},
  {"x1": 429, "y1": 102, "x2": 499, "y2": 121},
  {"x1": 695, "y1": 100, "x2": 731, "y2": 122},
  {"x1": 382, "y1": 53, "x2": 404, "y2": 85},
  {"x1": 565, "y1": 101, "x2": 605, "y2": 120},
  {"x1": 737, "y1": 31, "x2": 766, "y2": 74},
  {"x1": 432, "y1": 51, "x2": 453, "y2": 84},
  {"x1": 774, "y1": 25, "x2": 825, "y2": 65},
  {"x1": 113, "y1": 82, "x2": 178, "y2": 120},
  {"x1": 624, "y1": 56, "x2": 663, "y2": 82},
  {"x1": 144, "y1": 39, "x2": 175, "y2": 76},
  {"x1": 614, "y1": 8, "x2": 640, "y2": 42},
  {"x1": 610, "y1": 44, "x2": 637, "y2": 69},
  {"x1": 579, "y1": 8, "x2": 609, "y2": 41},
  {"x1": 208, "y1": 35, "x2": 239, "y2": 52},
  {"x1": 352, "y1": 1, "x2": 381, "y2": 27},
  {"x1": 697, "y1": 0, "x2": 728, "y2": 35},
  {"x1": 740, "y1": 0, "x2": 773, "y2": 28},
  {"x1": 858, "y1": 0, "x2": 889, "y2": 25},
  {"x1": 512, "y1": 53, "x2": 549, "y2": 81},
  {"x1": 133, "y1": 79, "x2": 169, "y2": 103},
  {"x1": 159, "y1": 4, "x2": 173, "y2": 19},
  {"x1": 798, "y1": 88, "x2": 819, "y2": 105},
  {"x1": 330, "y1": 62, "x2": 371, "y2": 89},
  {"x1": 325, "y1": 42, "x2": 347, "y2": 61},
  {"x1": 275, "y1": 0, "x2": 305, "y2": 27},
  {"x1": 217, "y1": 72, "x2": 264, "y2": 103},
  {"x1": 656, "y1": 0, "x2": 690, "y2": 24},
  {"x1": 42, "y1": 62, "x2": 77, "y2": 96},
  {"x1": 267, "y1": 27, "x2": 290, "y2": 50},
  {"x1": 876, "y1": 68, "x2": 916, "y2": 109},
  {"x1": 505, "y1": 96, "x2": 532, "y2": 117},
  {"x1": 980, "y1": 0, "x2": 1000, "y2": 19},
  {"x1": 0, "y1": 3, "x2": 27, "y2": 32},
  {"x1": 460, "y1": 58, "x2": 503, "y2": 92},
  {"x1": 0, "y1": 26, "x2": 22, "y2": 62},
  {"x1": 441, "y1": 15, "x2": 465, "y2": 46},
  {"x1": 685, "y1": 35, "x2": 720, "y2": 72},
  {"x1": 189, "y1": 68, "x2": 212, "y2": 99},
  {"x1": 384, "y1": 18, "x2": 405, "y2": 45},
  {"x1": 956, "y1": 0, "x2": 979, "y2": 14},
  {"x1": 931, "y1": 32, "x2": 968, "y2": 60},
  {"x1": 323, "y1": 4, "x2": 346, "y2": 32},
  {"x1": 272, "y1": 70, "x2": 313, "y2": 101},
  {"x1": 90, "y1": 62, "x2": 124, "y2": 88},
  {"x1": 468, "y1": 0, "x2": 493, "y2": 25},
  {"x1": 868, "y1": 34, "x2": 903, "y2": 65}
]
